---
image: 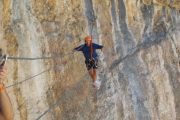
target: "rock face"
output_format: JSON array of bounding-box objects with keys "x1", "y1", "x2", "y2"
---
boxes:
[{"x1": 0, "y1": 0, "x2": 180, "y2": 120}]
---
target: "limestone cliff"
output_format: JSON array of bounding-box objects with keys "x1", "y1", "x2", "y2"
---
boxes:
[{"x1": 0, "y1": 0, "x2": 180, "y2": 120}]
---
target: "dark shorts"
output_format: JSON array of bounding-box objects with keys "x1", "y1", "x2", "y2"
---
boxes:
[{"x1": 85, "y1": 59, "x2": 98, "y2": 70}]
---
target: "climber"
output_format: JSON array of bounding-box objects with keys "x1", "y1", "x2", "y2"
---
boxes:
[
  {"x1": 0, "y1": 57, "x2": 13, "y2": 120},
  {"x1": 73, "y1": 36, "x2": 103, "y2": 89}
]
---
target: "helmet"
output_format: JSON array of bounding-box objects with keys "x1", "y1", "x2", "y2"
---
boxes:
[{"x1": 84, "y1": 36, "x2": 92, "y2": 42}]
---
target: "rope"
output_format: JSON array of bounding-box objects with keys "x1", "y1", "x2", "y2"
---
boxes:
[
  {"x1": 0, "y1": 35, "x2": 84, "y2": 62},
  {"x1": 36, "y1": 95, "x2": 62, "y2": 120},
  {"x1": 90, "y1": 24, "x2": 94, "y2": 60},
  {"x1": 5, "y1": 51, "x2": 78, "y2": 88},
  {"x1": 88, "y1": 11, "x2": 96, "y2": 60},
  {"x1": 2, "y1": 39, "x2": 85, "y2": 62},
  {"x1": 7, "y1": 56, "x2": 53, "y2": 60},
  {"x1": 6, "y1": 67, "x2": 52, "y2": 88},
  {"x1": 5, "y1": 42, "x2": 87, "y2": 88},
  {"x1": 6, "y1": 52, "x2": 74, "y2": 61},
  {"x1": 7, "y1": 57, "x2": 54, "y2": 60},
  {"x1": 36, "y1": 72, "x2": 88, "y2": 120}
]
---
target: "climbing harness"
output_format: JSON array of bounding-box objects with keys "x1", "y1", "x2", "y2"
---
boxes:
[{"x1": 85, "y1": 58, "x2": 98, "y2": 70}]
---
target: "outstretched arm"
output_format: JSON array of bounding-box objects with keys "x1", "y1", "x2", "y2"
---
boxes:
[
  {"x1": 93, "y1": 43, "x2": 103, "y2": 49},
  {"x1": 0, "y1": 66, "x2": 13, "y2": 120},
  {"x1": 73, "y1": 44, "x2": 84, "y2": 51}
]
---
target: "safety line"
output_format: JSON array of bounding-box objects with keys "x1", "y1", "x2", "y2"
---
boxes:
[
  {"x1": 2, "y1": 42, "x2": 85, "y2": 61},
  {"x1": 6, "y1": 52, "x2": 74, "y2": 61},
  {"x1": 7, "y1": 56, "x2": 53, "y2": 60},
  {"x1": 6, "y1": 67, "x2": 52, "y2": 88},
  {"x1": 0, "y1": 37, "x2": 84, "y2": 62},
  {"x1": 36, "y1": 95, "x2": 62, "y2": 120},
  {"x1": 36, "y1": 72, "x2": 88, "y2": 120},
  {"x1": 5, "y1": 46, "x2": 85, "y2": 88}
]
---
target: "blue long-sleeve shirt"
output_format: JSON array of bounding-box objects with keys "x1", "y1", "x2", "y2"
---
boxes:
[{"x1": 74, "y1": 43, "x2": 103, "y2": 61}]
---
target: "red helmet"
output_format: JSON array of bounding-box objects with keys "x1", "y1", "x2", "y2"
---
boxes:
[{"x1": 84, "y1": 36, "x2": 92, "y2": 42}]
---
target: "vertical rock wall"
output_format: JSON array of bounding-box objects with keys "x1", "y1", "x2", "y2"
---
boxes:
[{"x1": 0, "y1": 0, "x2": 180, "y2": 120}]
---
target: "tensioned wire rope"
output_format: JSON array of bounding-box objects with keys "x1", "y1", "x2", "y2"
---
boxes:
[
  {"x1": 5, "y1": 44, "x2": 84, "y2": 88},
  {"x1": 4, "y1": 31, "x2": 87, "y2": 88},
  {"x1": 6, "y1": 40, "x2": 82, "y2": 61}
]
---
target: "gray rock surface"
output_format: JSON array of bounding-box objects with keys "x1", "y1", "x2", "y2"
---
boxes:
[{"x1": 0, "y1": 0, "x2": 180, "y2": 120}]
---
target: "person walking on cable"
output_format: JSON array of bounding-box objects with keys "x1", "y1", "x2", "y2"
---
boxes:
[
  {"x1": 74, "y1": 36, "x2": 103, "y2": 89},
  {"x1": 0, "y1": 51, "x2": 13, "y2": 120}
]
